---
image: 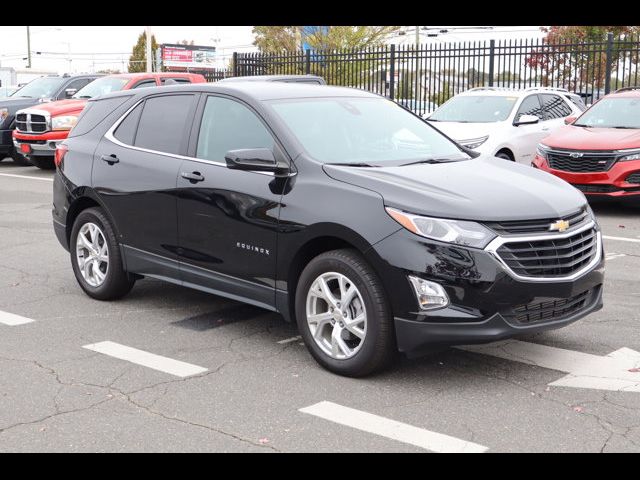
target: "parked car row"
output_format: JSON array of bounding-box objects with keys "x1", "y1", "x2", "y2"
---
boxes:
[
  {"x1": 426, "y1": 85, "x2": 640, "y2": 201},
  {"x1": 1, "y1": 72, "x2": 206, "y2": 169}
]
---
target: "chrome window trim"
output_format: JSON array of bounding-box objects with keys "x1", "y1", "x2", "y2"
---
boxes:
[
  {"x1": 484, "y1": 221, "x2": 602, "y2": 283},
  {"x1": 103, "y1": 98, "x2": 295, "y2": 178}
]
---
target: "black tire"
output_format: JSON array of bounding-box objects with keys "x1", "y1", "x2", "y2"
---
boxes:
[
  {"x1": 295, "y1": 249, "x2": 395, "y2": 377},
  {"x1": 29, "y1": 156, "x2": 55, "y2": 170},
  {"x1": 10, "y1": 148, "x2": 33, "y2": 166},
  {"x1": 70, "y1": 207, "x2": 135, "y2": 300},
  {"x1": 495, "y1": 151, "x2": 514, "y2": 161}
]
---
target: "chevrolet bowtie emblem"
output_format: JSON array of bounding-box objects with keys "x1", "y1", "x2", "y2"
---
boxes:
[{"x1": 549, "y1": 219, "x2": 570, "y2": 232}]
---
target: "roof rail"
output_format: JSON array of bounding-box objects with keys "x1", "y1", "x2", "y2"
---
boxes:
[
  {"x1": 614, "y1": 86, "x2": 640, "y2": 93},
  {"x1": 524, "y1": 86, "x2": 570, "y2": 93},
  {"x1": 467, "y1": 87, "x2": 517, "y2": 92}
]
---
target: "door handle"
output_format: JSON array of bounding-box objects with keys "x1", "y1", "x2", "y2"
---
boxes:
[
  {"x1": 101, "y1": 154, "x2": 120, "y2": 165},
  {"x1": 541, "y1": 127, "x2": 550, "y2": 131},
  {"x1": 181, "y1": 171, "x2": 205, "y2": 183}
]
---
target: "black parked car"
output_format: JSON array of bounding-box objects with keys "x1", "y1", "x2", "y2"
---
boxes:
[
  {"x1": 53, "y1": 83, "x2": 604, "y2": 376},
  {"x1": 0, "y1": 74, "x2": 101, "y2": 165}
]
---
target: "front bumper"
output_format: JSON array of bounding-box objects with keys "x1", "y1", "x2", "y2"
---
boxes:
[
  {"x1": 370, "y1": 228, "x2": 605, "y2": 356},
  {"x1": 13, "y1": 130, "x2": 68, "y2": 158},
  {"x1": 533, "y1": 154, "x2": 640, "y2": 197}
]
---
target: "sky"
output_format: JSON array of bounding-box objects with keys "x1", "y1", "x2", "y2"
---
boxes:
[{"x1": 0, "y1": 26, "x2": 547, "y2": 76}]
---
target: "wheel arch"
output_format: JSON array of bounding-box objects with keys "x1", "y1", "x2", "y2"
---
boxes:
[
  {"x1": 495, "y1": 147, "x2": 515, "y2": 161},
  {"x1": 65, "y1": 189, "x2": 120, "y2": 246}
]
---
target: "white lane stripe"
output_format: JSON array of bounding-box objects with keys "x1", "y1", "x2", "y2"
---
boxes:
[
  {"x1": 300, "y1": 401, "x2": 488, "y2": 453},
  {"x1": 0, "y1": 173, "x2": 54, "y2": 182},
  {"x1": 277, "y1": 335, "x2": 302, "y2": 344},
  {"x1": 0, "y1": 311, "x2": 35, "y2": 326},
  {"x1": 603, "y1": 235, "x2": 640, "y2": 244},
  {"x1": 606, "y1": 253, "x2": 626, "y2": 261},
  {"x1": 82, "y1": 341, "x2": 208, "y2": 377}
]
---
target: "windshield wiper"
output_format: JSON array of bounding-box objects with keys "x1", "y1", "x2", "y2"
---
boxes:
[
  {"x1": 611, "y1": 126, "x2": 636, "y2": 129},
  {"x1": 327, "y1": 162, "x2": 379, "y2": 168},
  {"x1": 17, "y1": 95, "x2": 33, "y2": 98},
  {"x1": 400, "y1": 158, "x2": 458, "y2": 166}
]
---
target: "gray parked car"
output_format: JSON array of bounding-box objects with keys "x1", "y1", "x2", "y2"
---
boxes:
[{"x1": 218, "y1": 74, "x2": 326, "y2": 85}]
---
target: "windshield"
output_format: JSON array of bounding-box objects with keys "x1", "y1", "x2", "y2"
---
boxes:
[
  {"x1": 429, "y1": 95, "x2": 517, "y2": 123},
  {"x1": 73, "y1": 77, "x2": 129, "y2": 99},
  {"x1": 573, "y1": 97, "x2": 640, "y2": 128},
  {"x1": 269, "y1": 97, "x2": 466, "y2": 165},
  {"x1": 12, "y1": 77, "x2": 65, "y2": 99}
]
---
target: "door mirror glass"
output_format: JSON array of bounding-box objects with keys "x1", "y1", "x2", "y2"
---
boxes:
[
  {"x1": 564, "y1": 116, "x2": 577, "y2": 125},
  {"x1": 225, "y1": 148, "x2": 281, "y2": 172},
  {"x1": 514, "y1": 114, "x2": 539, "y2": 126}
]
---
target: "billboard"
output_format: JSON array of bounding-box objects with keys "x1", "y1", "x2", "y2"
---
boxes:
[{"x1": 161, "y1": 43, "x2": 217, "y2": 70}]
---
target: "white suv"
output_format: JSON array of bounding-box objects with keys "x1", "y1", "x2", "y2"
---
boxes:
[{"x1": 426, "y1": 87, "x2": 586, "y2": 164}]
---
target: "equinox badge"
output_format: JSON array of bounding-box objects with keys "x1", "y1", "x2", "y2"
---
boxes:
[{"x1": 549, "y1": 219, "x2": 570, "y2": 232}]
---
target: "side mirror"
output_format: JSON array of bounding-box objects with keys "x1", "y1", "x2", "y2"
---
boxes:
[
  {"x1": 225, "y1": 148, "x2": 286, "y2": 173},
  {"x1": 514, "y1": 114, "x2": 540, "y2": 126},
  {"x1": 64, "y1": 88, "x2": 77, "y2": 98},
  {"x1": 564, "y1": 116, "x2": 577, "y2": 125}
]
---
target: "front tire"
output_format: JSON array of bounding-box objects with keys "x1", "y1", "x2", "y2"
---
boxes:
[
  {"x1": 495, "y1": 151, "x2": 514, "y2": 161},
  {"x1": 70, "y1": 207, "x2": 135, "y2": 300},
  {"x1": 29, "y1": 156, "x2": 55, "y2": 170},
  {"x1": 295, "y1": 249, "x2": 395, "y2": 377},
  {"x1": 10, "y1": 148, "x2": 32, "y2": 166}
]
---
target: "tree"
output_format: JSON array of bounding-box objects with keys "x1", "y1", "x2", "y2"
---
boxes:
[
  {"x1": 526, "y1": 26, "x2": 640, "y2": 89},
  {"x1": 177, "y1": 39, "x2": 195, "y2": 45},
  {"x1": 128, "y1": 31, "x2": 159, "y2": 73},
  {"x1": 97, "y1": 68, "x2": 121, "y2": 74}
]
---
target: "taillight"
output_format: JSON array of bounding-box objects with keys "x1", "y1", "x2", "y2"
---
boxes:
[{"x1": 54, "y1": 144, "x2": 68, "y2": 168}]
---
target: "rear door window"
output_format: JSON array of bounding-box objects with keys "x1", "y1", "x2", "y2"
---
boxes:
[
  {"x1": 540, "y1": 94, "x2": 572, "y2": 120},
  {"x1": 133, "y1": 94, "x2": 197, "y2": 155}
]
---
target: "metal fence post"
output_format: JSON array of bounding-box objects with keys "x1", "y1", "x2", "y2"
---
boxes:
[
  {"x1": 488, "y1": 39, "x2": 495, "y2": 87},
  {"x1": 389, "y1": 44, "x2": 396, "y2": 100},
  {"x1": 604, "y1": 32, "x2": 614, "y2": 94},
  {"x1": 232, "y1": 52, "x2": 238, "y2": 77},
  {"x1": 305, "y1": 49, "x2": 311, "y2": 74}
]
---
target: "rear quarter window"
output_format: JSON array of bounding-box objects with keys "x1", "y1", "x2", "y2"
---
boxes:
[{"x1": 68, "y1": 96, "x2": 133, "y2": 138}]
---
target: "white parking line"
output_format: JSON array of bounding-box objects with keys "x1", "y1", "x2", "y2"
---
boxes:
[
  {"x1": 606, "y1": 253, "x2": 626, "y2": 261},
  {"x1": 299, "y1": 401, "x2": 488, "y2": 453},
  {"x1": 0, "y1": 173, "x2": 53, "y2": 182},
  {"x1": 603, "y1": 235, "x2": 640, "y2": 244},
  {"x1": 277, "y1": 335, "x2": 302, "y2": 344},
  {"x1": 0, "y1": 311, "x2": 35, "y2": 326},
  {"x1": 82, "y1": 341, "x2": 208, "y2": 377}
]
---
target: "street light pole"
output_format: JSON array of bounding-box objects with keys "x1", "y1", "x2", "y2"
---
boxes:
[
  {"x1": 26, "y1": 26, "x2": 31, "y2": 68},
  {"x1": 145, "y1": 26, "x2": 152, "y2": 73}
]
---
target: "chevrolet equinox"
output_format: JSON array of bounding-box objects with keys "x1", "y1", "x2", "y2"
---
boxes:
[{"x1": 53, "y1": 83, "x2": 605, "y2": 377}]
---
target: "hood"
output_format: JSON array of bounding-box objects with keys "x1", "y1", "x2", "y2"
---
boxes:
[
  {"x1": 0, "y1": 97, "x2": 40, "y2": 113},
  {"x1": 32, "y1": 98, "x2": 88, "y2": 116},
  {"x1": 323, "y1": 156, "x2": 586, "y2": 222},
  {"x1": 427, "y1": 121, "x2": 500, "y2": 142},
  {"x1": 543, "y1": 125, "x2": 640, "y2": 151}
]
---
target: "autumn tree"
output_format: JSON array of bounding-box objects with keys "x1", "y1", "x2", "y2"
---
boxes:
[{"x1": 128, "y1": 31, "x2": 159, "y2": 73}]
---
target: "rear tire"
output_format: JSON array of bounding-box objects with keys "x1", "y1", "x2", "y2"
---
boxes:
[
  {"x1": 10, "y1": 148, "x2": 32, "y2": 166},
  {"x1": 295, "y1": 249, "x2": 395, "y2": 377},
  {"x1": 29, "y1": 156, "x2": 55, "y2": 170},
  {"x1": 495, "y1": 151, "x2": 514, "y2": 161},
  {"x1": 70, "y1": 207, "x2": 135, "y2": 300}
]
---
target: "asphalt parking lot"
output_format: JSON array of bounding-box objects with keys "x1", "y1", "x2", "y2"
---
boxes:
[{"x1": 0, "y1": 158, "x2": 639, "y2": 453}]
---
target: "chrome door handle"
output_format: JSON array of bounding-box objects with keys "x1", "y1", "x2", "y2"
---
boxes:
[{"x1": 181, "y1": 171, "x2": 205, "y2": 183}]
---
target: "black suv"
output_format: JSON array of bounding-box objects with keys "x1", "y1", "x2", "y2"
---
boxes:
[
  {"x1": 53, "y1": 83, "x2": 605, "y2": 376},
  {"x1": 0, "y1": 74, "x2": 101, "y2": 165}
]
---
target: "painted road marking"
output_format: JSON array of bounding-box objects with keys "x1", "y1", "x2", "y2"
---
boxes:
[
  {"x1": 0, "y1": 311, "x2": 35, "y2": 326},
  {"x1": 277, "y1": 335, "x2": 302, "y2": 344},
  {"x1": 459, "y1": 341, "x2": 640, "y2": 393},
  {"x1": 605, "y1": 253, "x2": 626, "y2": 261},
  {"x1": 0, "y1": 173, "x2": 53, "y2": 182},
  {"x1": 603, "y1": 235, "x2": 640, "y2": 244},
  {"x1": 82, "y1": 341, "x2": 208, "y2": 378},
  {"x1": 299, "y1": 401, "x2": 488, "y2": 453}
]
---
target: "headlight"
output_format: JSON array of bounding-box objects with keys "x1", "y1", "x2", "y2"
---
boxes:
[
  {"x1": 618, "y1": 149, "x2": 640, "y2": 162},
  {"x1": 0, "y1": 108, "x2": 8, "y2": 126},
  {"x1": 459, "y1": 135, "x2": 489, "y2": 150},
  {"x1": 52, "y1": 115, "x2": 78, "y2": 131},
  {"x1": 386, "y1": 207, "x2": 497, "y2": 248},
  {"x1": 536, "y1": 143, "x2": 550, "y2": 160}
]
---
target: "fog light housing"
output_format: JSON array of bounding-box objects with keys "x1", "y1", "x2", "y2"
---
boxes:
[{"x1": 408, "y1": 276, "x2": 449, "y2": 310}]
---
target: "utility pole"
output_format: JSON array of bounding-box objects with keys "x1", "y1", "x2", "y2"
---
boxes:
[
  {"x1": 26, "y1": 26, "x2": 32, "y2": 68},
  {"x1": 145, "y1": 26, "x2": 152, "y2": 73}
]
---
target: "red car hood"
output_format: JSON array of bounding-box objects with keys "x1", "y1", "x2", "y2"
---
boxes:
[
  {"x1": 543, "y1": 124, "x2": 640, "y2": 151},
  {"x1": 34, "y1": 98, "x2": 88, "y2": 116}
]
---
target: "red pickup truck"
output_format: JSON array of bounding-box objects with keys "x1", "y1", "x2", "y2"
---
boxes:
[{"x1": 13, "y1": 72, "x2": 206, "y2": 169}]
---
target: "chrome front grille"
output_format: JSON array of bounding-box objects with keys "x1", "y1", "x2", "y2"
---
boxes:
[
  {"x1": 495, "y1": 227, "x2": 598, "y2": 278},
  {"x1": 547, "y1": 149, "x2": 617, "y2": 173},
  {"x1": 15, "y1": 111, "x2": 50, "y2": 134}
]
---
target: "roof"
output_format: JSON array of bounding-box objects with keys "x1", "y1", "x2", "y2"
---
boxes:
[
  {"x1": 610, "y1": 87, "x2": 640, "y2": 97},
  {"x1": 218, "y1": 74, "x2": 325, "y2": 84},
  {"x1": 459, "y1": 86, "x2": 575, "y2": 97},
  {"x1": 109, "y1": 72, "x2": 202, "y2": 79}
]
